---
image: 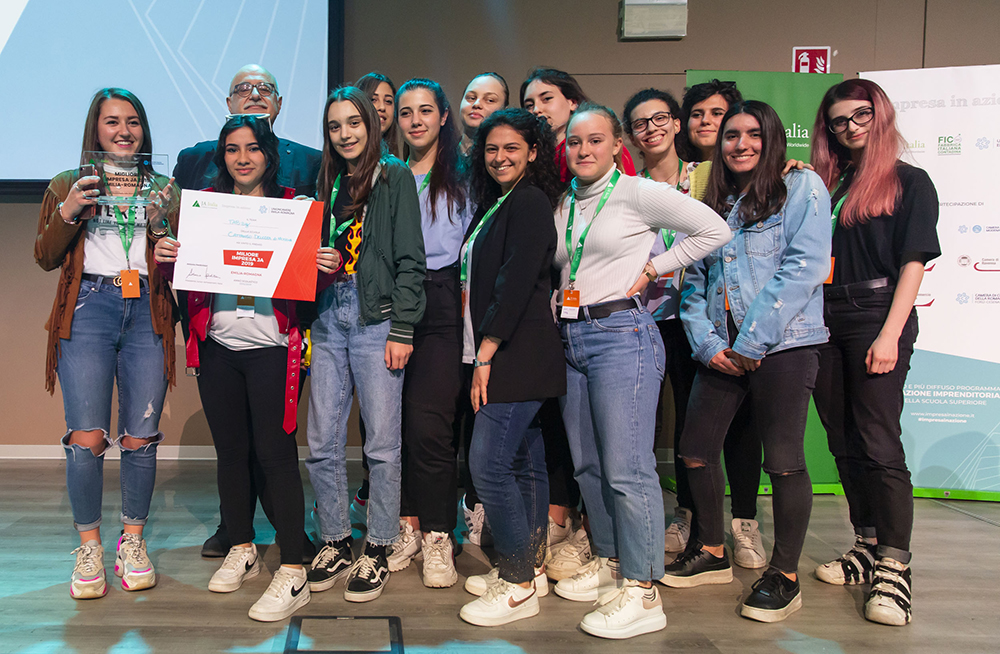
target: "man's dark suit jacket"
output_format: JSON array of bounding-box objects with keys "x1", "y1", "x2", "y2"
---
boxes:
[{"x1": 172, "y1": 137, "x2": 322, "y2": 197}]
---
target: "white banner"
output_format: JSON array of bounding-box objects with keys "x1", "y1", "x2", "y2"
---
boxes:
[{"x1": 862, "y1": 65, "x2": 1000, "y2": 497}]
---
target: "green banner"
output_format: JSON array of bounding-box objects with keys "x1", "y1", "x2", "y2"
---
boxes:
[{"x1": 683, "y1": 69, "x2": 845, "y2": 491}]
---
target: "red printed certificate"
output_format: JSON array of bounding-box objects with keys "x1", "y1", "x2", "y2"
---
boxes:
[{"x1": 172, "y1": 190, "x2": 322, "y2": 301}]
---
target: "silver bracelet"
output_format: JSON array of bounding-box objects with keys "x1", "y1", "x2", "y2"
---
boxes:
[{"x1": 58, "y1": 202, "x2": 79, "y2": 225}]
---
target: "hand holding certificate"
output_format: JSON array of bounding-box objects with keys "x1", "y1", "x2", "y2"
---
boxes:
[{"x1": 171, "y1": 190, "x2": 323, "y2": 301}]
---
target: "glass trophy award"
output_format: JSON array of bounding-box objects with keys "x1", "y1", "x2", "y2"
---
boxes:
[{"x1": 80, "y1": 152, "x2": 171, "y2": 207}]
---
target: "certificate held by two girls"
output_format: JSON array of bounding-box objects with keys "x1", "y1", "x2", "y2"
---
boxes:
[{"x1": 172, "y1": 190, "x2": 323, "y2": 302}]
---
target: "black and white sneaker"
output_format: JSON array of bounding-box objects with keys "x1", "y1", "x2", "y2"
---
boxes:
[
  {"x1": 865, "y1": 558, "x2": 912, "y2": 626},
  {"x1": 344, "y1": 543, "x2": 390, "y2": 602},
  {"x1": 659, "y1": 544, "x2": 733, "y2": 588},
  {"x1": 740, "y1": 568, "x2": 803, "y2": 622},
  {"x1": 816, "y1": 535, "x2": 877, "y2": 585},
  {"x1": 307, "y1": 538, "x2": 353, "y2": 592}
]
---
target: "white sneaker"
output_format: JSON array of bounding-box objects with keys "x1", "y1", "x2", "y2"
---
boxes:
[
  {"x1": 115, "y1": 533, "x2": 156, "y2": 591},
  {"x1": 664, "y1": 507, "x2": 692, "y2": 553},
  {"x1": 464, "y1": 566, "x2": 548, "y2": 597},
  {"x1": 554, "y1": 556, "x2": 621, "y2": 602},
  {"x1": 70, "y1": 541, "x2": 107, "y2": 600},
  {"x1": 387, "y1": 520, "x2": 422, "y2": 572},
  {"x1": 580, "y1": 579, "x2": 667, "y2": 639},
  {"x1": 248, "y1": 566, "x2": 310, "y2": 622},
  {"x1": 546, "y1": 526, "x2": 592, "y2": 581},
  {"x1": 732, "y1": 519, "x2": 767, "y2": 569},
  {"x1": 209, "y1": 544, "x2": 261, "y2": 593},
  {"x1": 816, "y1": 536, "x2": 877, "y2": 585},
  {"x1": 461, "y1": 494, "x2": 491, "y2": 546},
  {"x1": 460, "y1": 576, "x2": 540, "y2": 626},
  {"x1": 547, "y1": 516, "x2": 571, "y2": 549},
  {"x1": 421, "y1": 532, "x2": 458, "y2": 588},
  {"x1": 865, "y1": 558, "x2": 912, "y2": 626}
]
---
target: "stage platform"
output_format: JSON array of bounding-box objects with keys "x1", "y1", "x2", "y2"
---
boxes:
[{"x1": 1, "y1": 460, "x2": 997, "y2": 653}]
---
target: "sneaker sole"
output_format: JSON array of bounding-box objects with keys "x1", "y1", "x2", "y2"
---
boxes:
[
  {"x1": 815, "y1": 565, "x2": 848, "y2": 585},
  {"x1": 388, "y1": 550, "x2": 421, "y2": 573},
  {"x1": 423, "y1": 570, "x2": 459, "y2": 588},
  {"x1": 659, "y1": 567, "x2": 733, "y2": 588},
  {"x1": 209, "y1": 560, "x2": 261, "y2": 593},
  {"x1": 459, "y1": 599, "x2": 539, "y2": 626},
  {"x1": 308, "y1": 567, "x2": 351, "y2": 592},
  {"x1": 741, "y1": 593, "x2": 803, "y2": 623},
  {"x1": 865, "y1": 604, "x2": 911, "y2": 626},
  {"x1": 122, "y1": 571, "x2": 157, "y2": 591},
  {"x1": 554, "y1": 584, "x2": 598, "y2": 602},
  {"x1": 70, "y1": 579, "x2": 107, "y2": 600},
  {"x1": 734, "y1": 553, "x2": 768, "y2": 569},
  {"x1": 249, "y1": 591, "x2": 311, "y2": 622},
  {"x1": 580, "y1": 612, "x2": 667, "y2": 639},
  {"x1": 344, "y1": 575, "x2": 389, "y2": 603}
]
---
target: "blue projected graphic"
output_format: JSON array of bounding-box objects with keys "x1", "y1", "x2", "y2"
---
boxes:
[{"x1": 0, "y1": 0, "x2": 328, "y2": 180}]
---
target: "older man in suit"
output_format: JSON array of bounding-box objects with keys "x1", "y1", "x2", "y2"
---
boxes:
[{"x1": 174, "y1": 63, "x2": 321, "y2": 561}]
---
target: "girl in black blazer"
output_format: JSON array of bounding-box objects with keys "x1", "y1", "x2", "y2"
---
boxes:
[{"x1": 457, "y1": 109, "x2": 566, "y2": 627}]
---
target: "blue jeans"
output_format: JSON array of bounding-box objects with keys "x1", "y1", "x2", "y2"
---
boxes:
[
  {"x1": 560, "y1": 304, "x2": 665, "y2": 581},
  {"x1": 57, "y1": 278, "x2": 166, "y2": 531},
  {"x1": 306, "y1": 279, "x2": 403, "y2": 546},
  {"x1": 469, "y1": 400, "x2": 548, "y2": 584}
]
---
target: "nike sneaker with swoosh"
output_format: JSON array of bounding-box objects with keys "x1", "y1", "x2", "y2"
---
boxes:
[
  {"x1": 209, "y1": 544, "x2": 261, "y2": 593},
  {"x1": 459, "y1": 576, "x2": 540, "y2": 626},
  {"x1": 248, "y1": 565, "x2": 311, "y2": 622}
]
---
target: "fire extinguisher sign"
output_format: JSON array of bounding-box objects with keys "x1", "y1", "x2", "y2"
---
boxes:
[{"x1": 793, "y1": 47, "x2": 831, "y2": 74}]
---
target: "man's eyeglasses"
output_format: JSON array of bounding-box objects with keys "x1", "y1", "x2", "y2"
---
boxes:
[
  {"x1": 231, "y1": 82, "x2": 277, "y2": 98},
  {"x1": 828, "y1": 107, "x2": 874, "y2": 134},
  {"x1": 630, "y1": 112, "x2": 673, "y2": 134}
]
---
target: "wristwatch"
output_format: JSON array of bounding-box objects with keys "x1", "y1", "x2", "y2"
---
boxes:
[{"x1": 473, "y1": 358, "x2": 492, "y2": 368}]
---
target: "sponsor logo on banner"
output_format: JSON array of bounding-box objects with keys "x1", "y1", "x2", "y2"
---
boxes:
[
  {"x1": 792, "y1": 47, "x2": 830, "y2": 73},
  {"x1": 958, "y1": 255, "x2": 972, "y2": 267},
  {"x1": 224, "y1": 250, "x2": 274, "y2": 268},
  {"x1": 907, "y1": 139, "x2": 926, "y2": 153},
  {"x1": 975, "y1": 137, "x2": 990, "y2": 150},
  {"x1": 937, "y1": 134, "x2": 962, "y2": 155},
  {"x1": 956, "y1": 292, "x2": 970, "y2": 304},
  {"x1": 974, "y1": 293, "x2": 1000, "y2": 304},
  {"x1": 973, "y1": 257, "x2": 1000, "y2": 272}
]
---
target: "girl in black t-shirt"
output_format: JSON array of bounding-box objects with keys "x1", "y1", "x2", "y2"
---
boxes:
[{"x1": 811, "y1": 79, "x2": 940, "y2": 627}]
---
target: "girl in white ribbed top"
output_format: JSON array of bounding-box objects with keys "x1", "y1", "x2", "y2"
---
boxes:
[{"x1": 550, "y1": 102, "x2": 728, "y2": 640}]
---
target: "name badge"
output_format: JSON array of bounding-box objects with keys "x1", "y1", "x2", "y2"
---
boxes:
[
  {"x1": 560, "y1": 289, "x2": 581, "y2": 320},
  {"x1": 119, "y1": 269, "x2": 140, "y2": 299},
  {"x1": 237, "y1": 294, "x2": 256, "y2": 318}
]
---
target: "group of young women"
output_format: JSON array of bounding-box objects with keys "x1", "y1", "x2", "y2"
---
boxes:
[{"x1": 37, "y1": 65, "x2": 938, "y2": 637}]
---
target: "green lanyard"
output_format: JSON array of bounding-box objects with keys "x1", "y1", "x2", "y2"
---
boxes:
[
  {"x1": 831, "y1": 174, "x2": 847, "y2": 234},
  {"x1": 100, "y1": 165, "x2": 142, "y2": 267},
  {"x1": 461, "y1": 189, "x2": 512, "y2": 286},
  {"x1": 642, "y1": 161, "x2": 683, "y2": 249},
  {"x1": 328, "y1": 173, "x2": 357, "y2": 246},
  {"x1": 566, "y1": 168, "x2": 621, "y2": 287},
  {"x1": 416, "y1": 168, "x2": 432, "y2": 196}
]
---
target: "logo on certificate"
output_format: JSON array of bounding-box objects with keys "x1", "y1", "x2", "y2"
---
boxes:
[{"x1": 224, "y1": 250, "x2": 274, "y2": 269}]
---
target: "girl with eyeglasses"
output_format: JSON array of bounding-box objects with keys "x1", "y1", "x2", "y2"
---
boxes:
[
  {"x1": 304, "y1": 87, "x2": 426, "y2": 604},
  {"x1": 551, "y1": 102, "x2": 728, "y2": 639},
  {"x1": 810, "y1": 79, "x2": 940, "y2": 627},
  {"x1": 383, "y1": 78, "x2": 472, "y2": 588},
  {"x1": 154, "y1": 114, "x2": 310, "y2": 622},
  {"x1": 662, "y1": 101, "x2": 831, "y2": 625},
  {"x1": 35, "y1": 87, "x2": 177, "y2": 601}
]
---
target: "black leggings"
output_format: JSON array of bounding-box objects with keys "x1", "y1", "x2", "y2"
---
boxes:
[
  {"x1": 680, "y1": 346, "x2": 818, "y2": 573},
  {"x1": 198, "y1": 337, "x2": 305, "y2": 565}
]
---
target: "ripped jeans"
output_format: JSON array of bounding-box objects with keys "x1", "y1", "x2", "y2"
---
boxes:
[
  {"x1": 57, "y1": 278, "x2": 167, "y2": 531},
  {"x1": 679, "y1": 345, "x2": 818, "y2": 573}
]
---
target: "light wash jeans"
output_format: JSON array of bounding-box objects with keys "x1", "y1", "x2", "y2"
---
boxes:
[
  {"x1": 306, "y1": 279, "x2": 403, "y2": 546},
  {"x1": 469, "y1": 400, "x2": 548, "y2": 584},
  {"x1": 57, "y1": 278, "x2": 166, "y2": 531},
  {"x1": 559, "y1": 302, "x2": 666, "y2": 581}
]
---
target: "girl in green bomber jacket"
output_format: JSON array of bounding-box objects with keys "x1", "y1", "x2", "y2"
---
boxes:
[{"x1": 304, "y1": 86, "x2": 426, "y2": 603}]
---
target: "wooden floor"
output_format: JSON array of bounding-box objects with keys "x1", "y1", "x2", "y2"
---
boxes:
[{"x1": 1, "y1": 460, "x2": 998, "y2": 654}]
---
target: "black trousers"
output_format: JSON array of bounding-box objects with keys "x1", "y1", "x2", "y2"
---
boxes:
[
  {"x1": 680, "y1": 346, "x2": 818, "y2": 573},
  {"x1": 814, "y1": 293, "x2": 916, "y2": 563},
  {"x1": 198, "y1": 337, "x2": 305, "y2": 565},
  {"x1": 399, "y1": 268, "x2": 464, "y2": 533}
]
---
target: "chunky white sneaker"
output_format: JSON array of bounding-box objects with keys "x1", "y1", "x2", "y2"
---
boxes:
[
  {"x1": 209, "y1": 544, "x2": 261, "y2": 593},
  {"x1": 421, "y1": 532, "x2": 458, "y2": 588},
  {"x1": 816, "y1": 536, "x2": 877, "y2": 585},
  {"x1": 465, "y1": 566, "x2": 548, "y2": 597},
  {"x1": 554, "y1": 556, "x2": 621, "y2": 602},
  {"x1": 115, "y1": 533, "x2": 156, "y2": 591},
  {"x1": 546, "y1": 527, "x2": 592, "y2": 581},
  {"x1": 732, "y1": 519, "x2": 767, "y2": 569},
  {"x1": 865, "y1": 558, "x2": 912, "y2": 626},
  {"x1": 664, "y1": 507, "x2": 692, "y2": 553},
  {"x1": 70, "y1": 541, "x2": 107, "y2": 600},
  {"x1": 547, "y1": 516, "x2": 571, "y2": 549},
  {"x1": 460, "y1": 577, "x2": 540, "y2": 626},
  {"x1": 461, "y1": 494, "x2": 491, "y2": 547},
  {"x1": 580, "y1": 579, "x2": 667, "y2": 639},
  {"x1": 387, "y1": 520, "x2": 422, "y2": 572},
  {"x1": 248, "y1": 566, "x2": 310, "y2": 622}
]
